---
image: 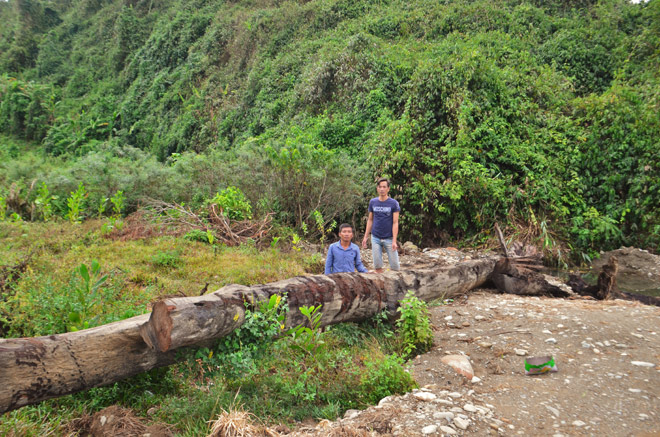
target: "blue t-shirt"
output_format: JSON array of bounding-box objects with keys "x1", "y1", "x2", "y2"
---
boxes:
[
  {"x1": 324, "y1": 242, "x2": 368, "y2": 274},
  {"x1": 368, "y1": 197, "x2": 400, "y2": 239}
]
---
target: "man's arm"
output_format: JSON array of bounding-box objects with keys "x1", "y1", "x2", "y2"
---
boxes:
[
  {"x1": 355, "y1": 247, "x2": 368, "y2": 273},
  {"x1": 362, "y1": 212, "x2": 373, "y2": 248},
  {"x1": 392, "y1": 211, "x2": 399, "y2": 251},
  {"x1": 324, "y1": 244, "x2": 334, "y2": 274}
]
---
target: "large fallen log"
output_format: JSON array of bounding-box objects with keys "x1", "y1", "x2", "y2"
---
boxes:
[{"x1": 0, "y1": 257, "x2": 497, "y2": 414}]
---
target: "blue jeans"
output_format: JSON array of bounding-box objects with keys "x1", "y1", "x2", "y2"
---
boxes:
[{"x1": 371, "y1": 236, "x2": 400, "y2": 271}]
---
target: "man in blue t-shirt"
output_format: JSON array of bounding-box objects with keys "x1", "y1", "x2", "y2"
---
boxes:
[
  {"x1": 324, "y1": 223, "x2": 368, "y2": 274},
  {"x1": 361, "y1": 178, "x2": 400, "y2": 272}
]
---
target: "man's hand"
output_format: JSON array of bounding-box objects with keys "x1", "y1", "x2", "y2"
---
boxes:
[
  {"x1": 392, "y1": 240, "x2": 398, "y2": 251},
  {"x1": 362, "y1": 236, "x2": 368, "y2": 249}
]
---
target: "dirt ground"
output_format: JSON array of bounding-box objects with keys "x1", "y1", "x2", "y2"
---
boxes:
[{"x1": 288, "y1": 247, "x2": 660, "y2": 437}]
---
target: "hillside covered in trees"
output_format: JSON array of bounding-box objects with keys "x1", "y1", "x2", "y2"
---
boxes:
[{"x1": 1, "y1": 0, "x2": 659, "y2": 257}]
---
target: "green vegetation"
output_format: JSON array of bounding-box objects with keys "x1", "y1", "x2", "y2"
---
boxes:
[
  {"x1": 0, "y1": 0, "x2": 658, "y2": 432},
  {"x1": 0, "y1": 220, "x2": 420, "y2": 434},
  {"x1": 396, "y1": 290, "x2": 434, "y2": 358},
  {"x1": 0, "y1": 0, "x2": 657, "y2": 257}
]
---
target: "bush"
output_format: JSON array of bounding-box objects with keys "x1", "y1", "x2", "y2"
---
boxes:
[{"x1": 396, "y1": 290, "x2": 433, "y2": 358}]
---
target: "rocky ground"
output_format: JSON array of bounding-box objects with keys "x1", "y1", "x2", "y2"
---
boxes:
[{"x1": 287, "y1": 247, "x2": 660, "y2": 437}]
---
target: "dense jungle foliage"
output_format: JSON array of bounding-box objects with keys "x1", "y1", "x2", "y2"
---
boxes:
[{"x1": 0, "y1": 0, "x2": 659, "y2": 257}]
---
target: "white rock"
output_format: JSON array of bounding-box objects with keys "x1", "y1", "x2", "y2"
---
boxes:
[
  {"x1": 439, "y1": 425, "x2": 457, "y2": 435},
  {"x1": 435, "y1": 399, "x2": 453, "y2": 406},
  {"x1": 629, "y1": 388, "x2": 642, "y2": 393},
  {"x1": 631, "y1": 361, "x2": 655, "y2": 367},
  {"x1": 454, "y1": 417, "x2": 470, "y2": 430},
  {"x1": 344, "y1": 409, "x2": 360, "y2": 420},
  {"x1": 572, "y1": 420, "x2": 586, "y2": 427},
  {"x1": 474, "y1": 315, "x2": 486, "y2": 321},
  {"x1": 379, "y1": 396, "x2": 393, "y2": 406},
  {"x1": 422, "y1": 425, "x2": 438, "y2": 435},
  {"x1": 445, "y1": 315, "x2": 453, "y2": 320},
  {"x1": 545, "y1": 405, "x2": 560, "y2": 417},
  {"x1": 515, "y1": 349, "x2": 528, "y2": 356},
  {"x1": 434, "y1": 412, "x2": 455, "y2": 420},
  {"x1": 414, "y1": 392, "x2": 437, "y2": 402},
  {"x1": 542, "y1": 329, "x2": 553, "y2": 334},
  {"x1": 463, "y1": 403, "x2": 478, "y2": 412},
  {"x1": 448, "y1": 392, "x2": 463, "y2": 398},
  {"x1": 545, "y1": 337, "x2": 558, "y2": 344},
  {"x1": 471, "y1": 376, "x2": 482, "y2": 383}
]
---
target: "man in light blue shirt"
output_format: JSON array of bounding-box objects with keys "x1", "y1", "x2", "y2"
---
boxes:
[{"x1": 324, "y1": 223, "x2": 368, "y2": 274}]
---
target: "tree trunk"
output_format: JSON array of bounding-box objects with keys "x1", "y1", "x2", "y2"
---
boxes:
[{"x1": 0, "y1": 257, "x2": 497, "y2": 413}]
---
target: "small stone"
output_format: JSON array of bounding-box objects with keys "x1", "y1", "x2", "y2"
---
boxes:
[
  {"x1": 639, "y1": 414, "x2": 649, "y2": 420},
  {"x1": 475, "y1": 315, "x2": 486, "y2": 321},
  {"x1": 572, "y1": 420, "x2": 586, "y2": 427},
  {"x1": 471, "y1": 376, "x2": 482, "y2": 383},
  {"x1": 448, "y1": 392, "x2": 462, "y2": 398},
  {"x1": 462, "y1": 321, "x2": 471, "y2": 327},
  {"x1": 631, "y1": 361, "x2": 655, "y2": 367},
  {"x1": 439, "y1": 425, "x2": 457, "y2": 435},
  {"x1": 489, "y1": 423, "x2": 499, "y2": 430},
  {"x1": 434, "y1": 412, "x2": 455, "y2": 420},
  {"x1": 478, "y1": 342, "x2": 493, "y2": 348},
  {"x1": 545, "y1": 405, "x2": 560, "y2": 417},
  {"x1": 445, "y1": 315, "x2": 453, "y2": 320},
  {"x1": 463, "y1": 403, "x2": 478, "y2": 412},
  {"x1": 545, "y1": 337, "x2": 558, "y2": 344},
  {"x1": 629, "y1": 388, "x2": 642, "y2": 393},
  {"x1": 414, "y1": 392, "x2": 437, "y2": 402},
  {"x1": 344, "y1": 409, "x2": 360, "y2": 420},
  {"x1": 454, "y1": 417, "x2": 470, "y2": 430},
  {"x1": 435, "y1": 399, "x2": 453, "y2": 406},
  {"x1": 542, "y1": 329, "x2": 553, "y2": 334},
  {"x1": 515, "y1": 349, "x2": 528, "y2": 356},
  {"x1": 593, "y1": 348, "x2": 601, "y2": 354},
  {"x1": 422, "y1": 425, "x2": 438, "y2": 435},
  {"x1": 379, "y1": 396, "x2": 393, "y2": 406}
]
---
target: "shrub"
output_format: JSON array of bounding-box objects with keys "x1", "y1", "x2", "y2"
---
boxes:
[
  {"x1": 396, "y1": 290, "x2": 433, "y2": 358},
  {"x1": 208, "y1": 186, "x2": 253, "y2": 221},
  {"x1": 151, "y1": 250, "x2": 182, "y2": 269}
]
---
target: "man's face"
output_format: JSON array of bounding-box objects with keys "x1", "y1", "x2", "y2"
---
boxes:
[
  {"x1": 377, "y1": 181, "x2": 390, "y2": 196},
  {"x1": 339, "y1": 226, "x2": 354, "y2": 243}
]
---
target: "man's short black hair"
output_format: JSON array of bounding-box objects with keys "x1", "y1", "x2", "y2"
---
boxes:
[
  {"x1": 338, "y1": 223, "x2": 353, "y2": 232},
  {"x1": 376, "y1": 177, "x2": 390, "y2": 187}
]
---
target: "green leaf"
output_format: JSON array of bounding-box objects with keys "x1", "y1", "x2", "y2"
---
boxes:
[{"x1": 79, "y1": 264, "x2": 90, "y2": 283}]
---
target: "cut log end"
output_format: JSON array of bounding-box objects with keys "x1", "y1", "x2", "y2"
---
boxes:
[{"x1": 139, "y1": 301, "x2": 174, "y2": 352}]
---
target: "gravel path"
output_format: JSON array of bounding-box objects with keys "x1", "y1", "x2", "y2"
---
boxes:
[{"x1": 288, "y1": 247, "x2": 660, "y2": 437}]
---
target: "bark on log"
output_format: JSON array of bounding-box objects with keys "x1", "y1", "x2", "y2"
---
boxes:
[
  {"x1": 0, "y1": 257, "x2": 497, "y2": 414},
  {"x1": 490, "y1": 257, "x2": 574, "y2": 298}
]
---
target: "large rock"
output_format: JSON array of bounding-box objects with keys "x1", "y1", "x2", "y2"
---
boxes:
[{"x1": 440, "y1": 354, "x2": 474, "y2": 379}]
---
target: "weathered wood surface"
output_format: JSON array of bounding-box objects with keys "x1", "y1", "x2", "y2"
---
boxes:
[{"x1": 0, "y1": 257, "x2": 497, "y2": 414}]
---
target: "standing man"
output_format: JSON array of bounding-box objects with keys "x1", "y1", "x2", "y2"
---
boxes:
[
  {"x1": 325, "y1": 223, "x2": 368, "y2": 274},
  {"x1": 362, "y1": 178, "x2": 400, "y2": 272}
]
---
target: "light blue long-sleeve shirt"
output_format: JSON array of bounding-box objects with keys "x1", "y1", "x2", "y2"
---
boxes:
[{"x1": 324, "y1": 241, "x2": 368, "y2": 274}]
